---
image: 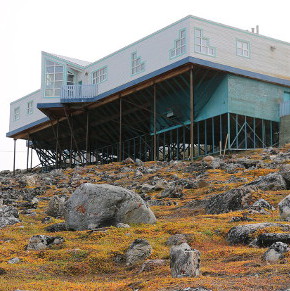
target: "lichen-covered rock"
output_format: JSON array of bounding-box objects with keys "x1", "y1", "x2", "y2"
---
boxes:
[
  {"x1": 139, "y1": 259, "x2": 166, "y2": 272},
  {"x1": 246, "y1": 172, "x2": 287, "y2": 191},
  {"x1": 46, "y1": 195, "x2": 68, "y2": 218},
  {"x1": 64, "y1": 183, "x2": 156, "y2": 230},
  {"x1": 227, "y1": 223, "x2": 290, "y2": 245},
  {"x1": 26, "y1": 235, "x2": 64, "y2": 250},
  {"x1": 278, "y1": 194, "x2": 290, "y2": 221},
  {"x1": 251, "y1": 198, "x2": 275, "y2": 211},
  {"x1": 125, "y1": 239, "x2": 152, "y2": 266},
  {"x1": 256, "y1": 233, "x2": 290, "y2": 247},
  {"x1": 262, "y1": 242, "x2": 289, "y2": 263},
  {"x1": 0, "y1": 206, "x2": 20, "y2": 229},
  {"x1": 170, "y1": 243, "x2": 200, "y2": 278}
]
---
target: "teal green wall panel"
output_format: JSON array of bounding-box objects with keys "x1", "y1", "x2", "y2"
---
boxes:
[
  {"x1": 228, "y1": 75, "x2": 286, "y2": 122},
  {"x1": 195, "y1": 74, "x2": 228, "y2": 122}
]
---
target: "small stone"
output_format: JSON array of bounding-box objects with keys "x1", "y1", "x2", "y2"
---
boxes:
[
  {"x1": 116, "y1": 223, "x2": 130, "y2": 228},
  {"x1": 139, "y1": 259, "x2": 166, "y2": 272},
  {"x1": 262, "y1": 242, "x2": 289, "y2": 263},
  {"x1": 123, "y1": 157, "x2": 135, "y2": 165},
  {"x1": 278, "y1": 194, "x2": 290, "y2": 221},
  {"x1": 8, "y1": 257, "x2": 21, "y2": 264},
  {"x1": 166, "y1": 234, "x2": 187, "y2": 246},
  {"x1": 125, "y1": 239, "x2": 152, "y2": 266}
]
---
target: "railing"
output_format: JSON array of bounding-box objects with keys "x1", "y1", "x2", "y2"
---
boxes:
[
  {"x1": 280, "y1": 101, "x2": 290, "y2": 117},
  {"x1": 61, "y1": 84, "x2": 98, "y2": 101}
]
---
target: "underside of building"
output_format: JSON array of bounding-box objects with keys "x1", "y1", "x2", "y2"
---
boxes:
[{"x1": 19, "y1": 63, "x2": 281, "y2": 170}]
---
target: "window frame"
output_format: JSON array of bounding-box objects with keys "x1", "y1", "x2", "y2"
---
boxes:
[
  {"x1": 92, "y1": 66, "x2": 108, "y2": 85},
  {"x1": 14, "y1": 107, "x2": 20, "y2": 121},
  {"x1": 131, "y1": 52, "x2": 145, "y2": 76},
  {"x1": 236, "y1": 39, "x2": 250, "y2": 58},
  {"x1": 26, "y1": 100, "x2": 33, "y2": 115},
  {"x1": 169, "y1": 28, "x2": 186, "y2": 59},
  {"x1": 44, "y1": 58, "x2": 64, "y2": 98},
  {"x1": 194, "y1": 27, "x2": 216, "y2": 57}
]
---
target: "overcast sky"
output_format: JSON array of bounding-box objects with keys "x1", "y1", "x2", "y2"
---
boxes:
[{"x1": 1, "y1": 0, "x2": 290, "y2": 171}]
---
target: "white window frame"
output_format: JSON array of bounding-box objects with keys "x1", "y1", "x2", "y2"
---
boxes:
[
  {"x1": 27, "y1": 101, "x2": 33, "y2": 115},
  {"x1": 236, "y1": 40, "x2": 250, "y2": 58},
  {"x1": 131, "y1": 52, "x2": 145, "y2": 75},
  {"x1": 14, "y1": 107, "x2": 20, "y2": 121},
  {"x1": 92, "y1": 66, "x2": 107, "y2": 84},
  {"x1": 45, "y1": 59, "x2": 64, "y2": 97},
  {"x1": 169, "y1": 29, "x2": 186, "y2": 59},
  {"x1": 194, "y1": 28, "x2": 215, "y2": 57}
]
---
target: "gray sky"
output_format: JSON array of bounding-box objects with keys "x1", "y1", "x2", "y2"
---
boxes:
[{"x1": 1, "y1": 0, "x2": 289, "y2": 170}]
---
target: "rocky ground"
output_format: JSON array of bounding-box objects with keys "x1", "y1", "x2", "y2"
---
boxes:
[{"x1": 1, "y1": 147, "x2": 290, "y2": 290}]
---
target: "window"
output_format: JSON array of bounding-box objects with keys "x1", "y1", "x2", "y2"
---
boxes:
[
  {"x1": 27, "y1": 101, "x2": 33, "y2": 115},
  {"x1": 131, "y1": 52, "x2": 145, "y2": 75},
  {"x1": 237, "y1": 40, "x2": 250, "y2": 58},
  {"x1": 14, "y1": 107, "x2": 20, "y2": 121},
  {"x1": 194, "y1": 28, "x2": 215, "y2": 56},
  {"x1": 67, "y1": 71, "x2": 74, "y2": 85},
  {"x1": 92, "y1": 67, "x2": 107, "y2": 84},
  {"x1": 45, "y1": 59, "x2": 64, "y2": 97},
  {"x1": 170, "y1": 29, "x2": 186, "y2": 58}
]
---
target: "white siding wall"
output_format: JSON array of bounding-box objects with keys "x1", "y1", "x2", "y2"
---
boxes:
[
  {"x1": 189, "y1": 17, "x2": 290, "y2": 80},
  {"x1": 9, "y1": 90, "x2": 46, "y2": 133}
]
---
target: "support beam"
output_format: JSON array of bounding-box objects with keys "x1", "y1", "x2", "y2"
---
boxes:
[
  {"x1": 13, "y1": 139, "x2": 16, "y2": 176},
  {"x1": 85, "y1": 110, "x2": 89, "y2": 165},
  {"x1": 190, "y1": 68, "x2": 194, "y2": 160},
  {"x1": 26, "y1": 135, "x2": 30, "y2": 172},
  {"x1": 119, "y1": 96, "x2": 122, "y2": 162},
  {"x1": 153, "y1": 84, "x2": 157, "y2": 161}
]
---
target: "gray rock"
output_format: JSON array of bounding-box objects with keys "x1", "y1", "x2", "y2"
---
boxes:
[
  {"x1": 26, "y1": 235, "x2": 64, "y2": 250},
  {"x1": 46, "y1": 195, "x2": 68, "y2": 218},
  {"x1": 170, "y1": 243, "x2": 200, "y2": 278},
  {"x1": 166, "y1": 234, "x2": 187, "y2": 246},
  {"x1": 123, "y1": 157, "x2": 135, "y2": 165},
  {"x1": 64, "y1": 183, "x2": 156, "y2": 230},
  {"x1": 278, "y1": 194, "x2": 290, "y2": 221},
  {"x1": 135, "y1": 159, "x2": 143, "y2": 167},
  {"x1": 45, "y1": 222, "x2": 69, "y2": 232},
  {"x1": 8, "y1": 257, "x2": 21, "y2": 264},
  {"x1": 246, "y1": 172, "x2": 287, "y2": 191},
  {"x1": 0, "y1": 205, "x2": 20, "y2": 229},
  {"x1": 125, "y1": 239, "x2": 152, "y2": 266},
  {"x1": 139, "y1": 259, "x2": 166, "y2": 272},
  {"x1": 262, "y1": 242, "x2": 289, "y2": 263},
  {"x1": 227, "y1": 223, "x2": 290, "y2": 245},
  {"x1": 116, "y1": 223, "x2": 130, "y2": 228},
  {"x1": 251, "y1": 198, "x2": 275, "y2": 211},
  {"x1": 157, "y1": 184, "x2": 183, "y2": 199},
  {"x1": 256, "y1": 233, "x2": 290, "y2": 247}
]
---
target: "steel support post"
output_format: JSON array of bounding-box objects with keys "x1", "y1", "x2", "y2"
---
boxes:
[
  {"x1": 55, "y1": 120, "x2": 59, "y2": 168},
  {"x1": 190, "y1": 68, "x2": 194, "y2": 160},
  {"x1": 26, "y1": 136, "x2": 30, "y2": 171},
  {"x1": 153, "y1": 84, "x2": 157, "y2": 161},
  {"x1": 13, "y1": 139, "x2": 16, "y2": 176},
  {"x1": 30, "y1": 146, "x2": 33, "y2": 170},
  {"x1": 85, "y1": 111, "x2": 89, "y2": 165},
  {"x1": 119, "y1": 97, "x2": 122, "y2": 162}
]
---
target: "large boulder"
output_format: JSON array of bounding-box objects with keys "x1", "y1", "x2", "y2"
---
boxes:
[
  {"x1": 278, "y1": 194, "x2": 290, "y2": 221},
  {"x1": 246, "y1": 172, "x2": 287, "y2": 191},
  {"x1": 170, "y1": 243, "x2": 200, "y2": 278},
  {"x1": 64, "y1": 183, "x2": 156, "y2": 230},
  {"x1": 125, "y1": 239, "x2": 152, "y2": 266},
  {"x1": 227, "y1": 223, "x2": 290, "y2": 245}
]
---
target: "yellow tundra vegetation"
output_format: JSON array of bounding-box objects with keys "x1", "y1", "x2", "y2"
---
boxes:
[{"x1": 0, "y1": 149, "x2": 290, "y2": 291}]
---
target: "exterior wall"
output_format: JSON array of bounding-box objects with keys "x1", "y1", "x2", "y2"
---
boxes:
[
  {"x1": 228, "y1": 75, "x2": 286, "y2": 122},
  {"x1": 9, "y1": 90, "x2": 46, "y2": 133},
  {"x1": 279, "y1": 115, "x2": 290, "y2": 145},
  {"x1": 195, "y1": 74, "x2": 228, "y2": 121},
  {"x1": 82, "y1": 18, "x2": 191, "y2": 95},
  {"x1": 189, "y1": 16, "x2": 290, "y2": 81}
]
